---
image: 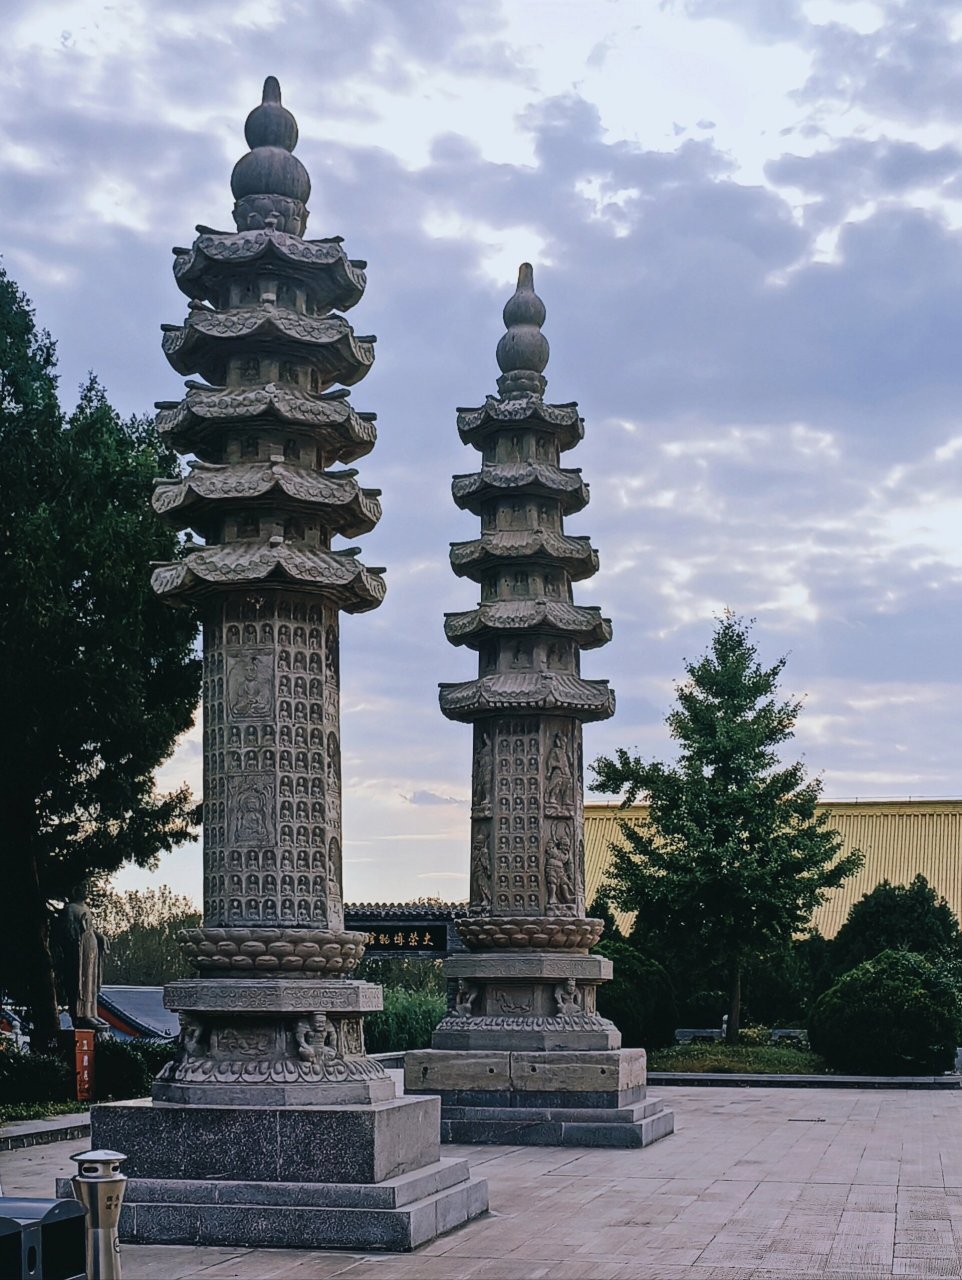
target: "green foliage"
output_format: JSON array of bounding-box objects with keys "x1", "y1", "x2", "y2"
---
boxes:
[
  {"x1": 364, "y1": 988, "x2": 446, "y2": 1054},
  {"x1": 592, "y1": 613, "x2": 862, "y2": 1040},
  {"x1": 742, "y1": 932, "x2": 835, "y2": 1026},
  {"x1": 588, "y1": 892, "x2": 622, "y2": 941},
  {"x1": 648, "y1": 1042, "x2": 826, "y2": 1074},
  {"x1": 736, "y1": 1024, "x2": 771, "y2": 1046},
  {"x1": 0, "y1": 1045, "x2": 71, "y2": 1104},
  {"x1": 831, "y1": 876, "x2": 962, "y2": 974},
  {"x1": 593, "y1": 937, "x2": 677, "y2": 1049},
  {"x1": 809, "y1": 950, "x2": 962, "y2": 1075},
  {"x1": 589, "y1": 891, "x2": 676, "y2": 1047},
  {"x1": 93, "y1": 1037, "x2": 178, "y2": 1101},
  {"x1": 0, "y1": 1035, "x2": 179, "y2": 1108},
  {"x1": 93, "y1": 886, "x2": 201, "y2": 986},
  {"x1": 355, "y1": 956, "x2": 446, "y2": 996},
  {"x1": 0, "y1": 1100, "x2": 84, "y2": 1125},
  {"x1": 0, "y1": 268, "x2": 201, "y2": 1044}
]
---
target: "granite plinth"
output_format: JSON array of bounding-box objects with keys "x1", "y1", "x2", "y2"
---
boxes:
[
  {"x1": 405, "y1": 1048, "x2": 674, "y2": 1148},
  {"x1": 92, "y1": 1095, "x2": 440, "y2": 1184},
  {"x1": 58, "y1": 1159, "x2": 488, "y2": 1252},
  {"x1": 86, "y1": 1094, "x2": 488, "y2": 1249}
]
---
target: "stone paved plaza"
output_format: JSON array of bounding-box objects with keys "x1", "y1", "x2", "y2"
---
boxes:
[{"x1": 5, "y1": 1085, "x2": 962, "y2": 1278}]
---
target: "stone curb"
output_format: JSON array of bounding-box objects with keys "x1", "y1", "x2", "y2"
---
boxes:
[
  {"x1": 0, "y1": 1113, "x2": 91, "y2": 1151},
  {"x1": 649, "y1": 1071, "x2": 962, "y2": 1090}
]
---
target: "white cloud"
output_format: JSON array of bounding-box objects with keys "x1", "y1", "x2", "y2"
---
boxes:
[{"x1": 4, "y1": 0, "x2": 961, "y2": 906}]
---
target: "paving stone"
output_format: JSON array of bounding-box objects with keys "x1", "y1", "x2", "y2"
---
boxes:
[{"x1": 7, "y1": 1084, "x2": 962, "y2": 1277}]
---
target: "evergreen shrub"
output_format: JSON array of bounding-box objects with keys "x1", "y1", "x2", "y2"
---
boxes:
[
  {"x1": 94, "y1": 1036, "x2": 177, "y2": 1100},
  {"x1": 0, "y1": 1045, "x2": 71, "y2": 1104},
  {"x1": 808, "y1": 949, "x2": 962, "y2": 1075},
  {"x1": 364, "y1": 988, "x2": 446, "y2": 1054},
  {"x1": 594, "y1": 939, "x2": 677, "y2": 1049}
]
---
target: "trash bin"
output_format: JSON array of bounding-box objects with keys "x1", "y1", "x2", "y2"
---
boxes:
[
  {"x1": 70, "y1": 1151, "x2": 126, "y2": 1280},
  {"x1": 0, "y1": 1197, "x2": 87, "y2": 1280}
]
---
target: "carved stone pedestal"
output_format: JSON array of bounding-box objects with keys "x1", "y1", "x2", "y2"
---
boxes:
[
  {"x1": 89, "y1": 1094, "x2": 487, "y2": 1251},
  {"x1": 432, "y1": 953, "x2": 619, "y2": 1051},
  {"x1": 86, "y1": 976, "x2": 487, "y2": 1250},
  {"x1": 153, "y1": 978, "x2": 395, "y2": 1106},
  {"x1": 405, "y1": 1046, "x2": 674, "y2": 1149}
]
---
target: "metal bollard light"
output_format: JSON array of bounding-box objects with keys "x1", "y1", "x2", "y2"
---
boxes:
[{"x1": 70, "y1": 1150, "x2": 127, "y2": 1280}]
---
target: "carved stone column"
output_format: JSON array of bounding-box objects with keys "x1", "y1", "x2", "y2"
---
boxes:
[
  {"x1": 406, "y1": 266, "x2": 675, "y2": 1149},
  {"x1": 88, "y1": 79, "x2": 487, "y2": 1251}
]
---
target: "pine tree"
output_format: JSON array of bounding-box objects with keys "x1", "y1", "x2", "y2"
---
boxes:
[
  {"x1": 591, "y1": 613, "x2": 862, "y2": 1041},
  {"x1": 0, "y1": 268, "x2": 201, "y2": 1046}
]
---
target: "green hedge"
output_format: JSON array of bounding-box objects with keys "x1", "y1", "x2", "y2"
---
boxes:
[
  {"x1": 0, "y1": 1046, "x2": 71, "y2": 1104},
  {"x1": 809, "y1": 949, "x2": 962, "y2": 1075},
  {"x1": 648, "y1": 1042, "x2": 826, "y2": 1074},
  {"x1": 593, "y1": 938, "x2": 678, "y2": 1049},
  {"x1": 364, "y1": 988, "x2": 445, "y2": 1054},
  {"x1": 94, "y1": 1037, "x2": 177, "y2": 1100}
]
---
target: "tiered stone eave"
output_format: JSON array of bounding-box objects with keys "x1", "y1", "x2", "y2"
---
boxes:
[
  {"x1": 155, "y1": 384, "x2": 376, "y2": 463},
  {"x1": 449, "y1": 529, "x2": 599, "y2": 580},
  {"x1": 150, "y1": 542, "x2": 386, "y2": 611},
  {"x1": 174, "y1": 227, "x2": 366, "y2": 313},
  {"x1": 451, "y1": 462, "x2": 589, "y2": 515},
  {"x1": 438, "y1": 671, "x2": 615, "y2": 722},
  {"x1": 161, "y1": 308, "x2": 375, "y2": 387},
  {"x1": 457, "y1": 394, "x2": 584, "y2": 453},
  {"x1": 152, "y1": 461, "x2": 382, "y2": 539},
  {"x1": 444, "y1": 600, "x2": 612, "y2": 649}
]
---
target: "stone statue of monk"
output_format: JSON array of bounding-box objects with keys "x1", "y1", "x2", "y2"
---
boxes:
[{"x1": 60, "y1": 893, "x2": 110, "y2": 1030}]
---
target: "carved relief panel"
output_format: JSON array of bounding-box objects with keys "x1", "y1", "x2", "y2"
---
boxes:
[
  {"x1": 202, "y1": 592, "x2": 343, "y2": 929},
  {"x1": 542, "y1": 717, "x2": 585, "y2": 917},
  {"x1": 470, "y1": 822, "x2": 493, "y2": 913},
  {"x1": 482, "y1": 714, "x2": 587, "y2": 920}
]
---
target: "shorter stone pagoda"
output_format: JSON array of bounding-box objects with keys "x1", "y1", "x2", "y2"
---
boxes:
[{"x1": 406, "y1": 266, "x2": 675, "y2": 1149}]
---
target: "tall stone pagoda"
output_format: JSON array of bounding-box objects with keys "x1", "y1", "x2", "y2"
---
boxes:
[
  {"x1": 406, "y1": 265, "x2": 675, "y2": 1149},
  {"x1": 91, "y1": 78, "x2": 487, "y2": 1251}
]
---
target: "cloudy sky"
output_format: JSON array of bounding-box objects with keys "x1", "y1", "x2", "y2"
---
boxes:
[{"x1": 5, "y1": 0, "x2": 962, "y2": 905}]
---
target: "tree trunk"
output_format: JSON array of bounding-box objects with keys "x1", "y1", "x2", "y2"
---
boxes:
[
  {"x1": 7, "y1": 842, "x2": 61, "y2": 1050},
  {"x1": 726, "y1": 964, "x2": 742, "y2": 1043}
]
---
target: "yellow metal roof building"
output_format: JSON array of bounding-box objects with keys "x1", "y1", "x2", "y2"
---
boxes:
[{"x1": 584, "y1": 799, "x2": 962, "y2": 938}]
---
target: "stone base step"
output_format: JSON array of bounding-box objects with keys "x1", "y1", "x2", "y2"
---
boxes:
[
  {"x1": 443, "y1": 1096, "x2": 667, "y2": 1124},
  {"x1": 439, "y1": 1101, "x2": 675, "y2": 1149},
  {"x1": 57, "y1": 1160, "x2": 488, "y2": 1252}
]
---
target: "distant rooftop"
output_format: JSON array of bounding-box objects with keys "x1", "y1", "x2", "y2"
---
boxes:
[{"x1": 346, "y1": 902, "x2": 465, "y2": 920}]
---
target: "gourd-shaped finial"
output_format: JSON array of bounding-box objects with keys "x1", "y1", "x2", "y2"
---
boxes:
[
  {"x1": 496, "y1": 263, "x2": 549, "y2": 398},
  {"x1": 230, "y1": 77, "x2": 311, "y2": 236}
]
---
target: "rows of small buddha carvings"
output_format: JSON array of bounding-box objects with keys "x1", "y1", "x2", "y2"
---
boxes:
[
  {"x1": 199, "y1": 593, "x2": 343, "y2": 930},
  {"x1": 468, "y1": 716, "x2": 586, "y2": 918},
  {"x1": 147, "y1": 77, "x2": 384, "y2": 983}
]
